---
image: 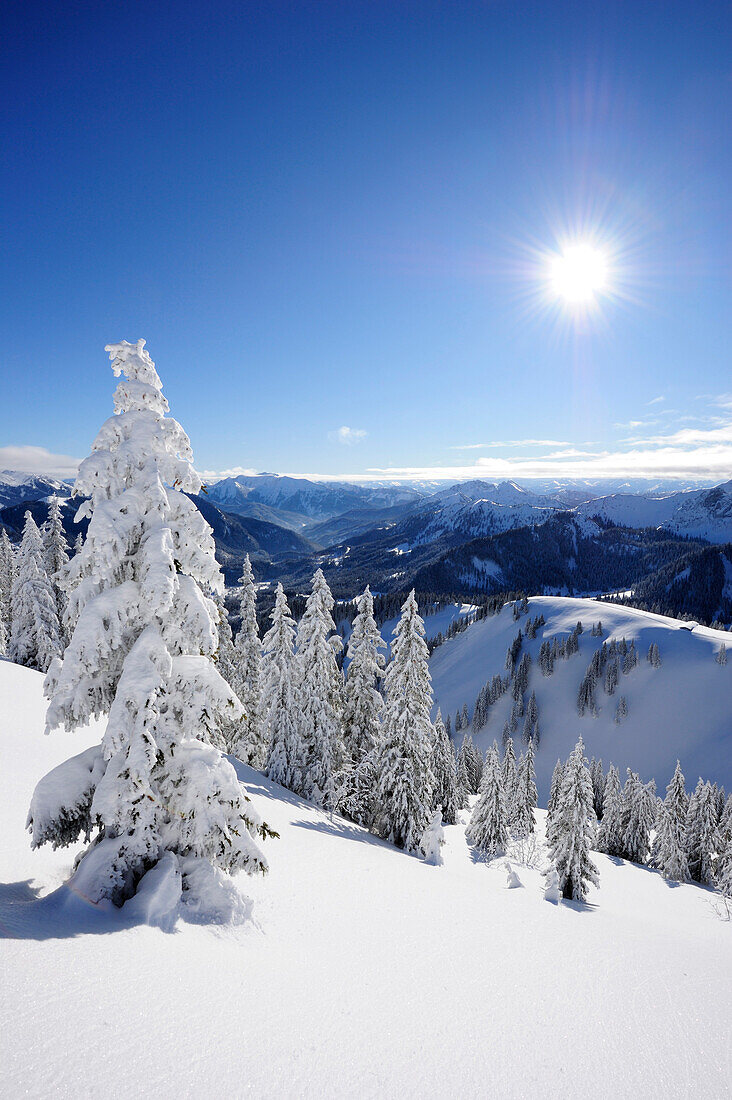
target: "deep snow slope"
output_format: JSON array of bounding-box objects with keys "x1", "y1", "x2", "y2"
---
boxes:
[
  {"x1": 429, "y1": 596, "x2": 732, "y2": 799},
  {"x1": 1, "y1": 660, "x2": 731, "y2": 1099}
]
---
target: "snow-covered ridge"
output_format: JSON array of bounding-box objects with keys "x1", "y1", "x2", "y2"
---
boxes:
[{"x1": 429, "y1": 596, "x2": 732, "y2": 799}]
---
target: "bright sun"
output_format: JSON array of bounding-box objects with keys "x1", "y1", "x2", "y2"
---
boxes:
[{"x1": 550, "y1": 243, "x2": 607, "y2": 304}]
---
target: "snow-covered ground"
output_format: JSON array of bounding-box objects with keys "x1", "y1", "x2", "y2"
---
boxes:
[
  {"x1": 429, "y1": 596, "x2": 732, "y2": 800},
  {"x1": 1, "y1": 659, "x2": 731, "y2": 1098}
]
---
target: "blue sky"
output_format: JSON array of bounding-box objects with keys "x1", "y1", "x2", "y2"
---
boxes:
[{"x1": 1, "y1": 1, "x2": 730, "y2": 483}]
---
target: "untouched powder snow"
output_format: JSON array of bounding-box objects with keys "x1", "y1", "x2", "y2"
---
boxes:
[
  {"x1": 1, "y1": 660, "x2": 731, "y2": 1098},
  {"x1": 430, "y1": 596, "x2": 732, "y2": 800}
]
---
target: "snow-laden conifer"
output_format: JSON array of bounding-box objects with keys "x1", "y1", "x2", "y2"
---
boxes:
[
  {"x1": 715, "y1": 834, "x2": 732, "y2": 899},
  {"x1": 297, "y1": 569, "x2": 345, "y2": 809},
  {"x1": 614, "y1": 696, "x2": 628, "y2": 723},
  {"x1": 589, "y1": 757, "x2": 605, "y2": 819},
  {"x1": 618, "y1": 771, "x2": 656, "y2": 864},
  {"x1": 338, "y1": 586, "x2": 385, "y2": 824},
  {"x1": 501, "y1": 737, "x2": 518, "y2": 823},
  {"x1": 716, "y1": 643, "x2": 727, "y2": 667},
  {"x1": 9, "y1": 511, "x2": 62, "y2": 672},
  {"x1": 372, "y1": 590, "x2": 434, "y2": 852},
  {"x1": 262, "y1": 584, "x2": 303, "y2": 791},
  {"x1": 231, "y1": 556, "x2": 265, "y2": 767},
  {"x1": 31, "y1": 340, "x2": 271, "y2": 914},
  {"x1": 652, "y1": 760, "x2": 690, "y2": 881},
  {"x1": 455, "y1": 747, "x2": 471, "y2": 810},
  {"x1": 212, "y1": 591, "x2": 238, "y2": 752},
  {"x1": 43, "y1": 495, "x2": 70, "y2": 642},
  {"x1": 547, "y1": 758, "x2": 564, "y2": 819},
  {"x1": 467, "y1": 745, "x2": 507, "y2": 857},
  {"x1": 597, "y1": 764, "x2": 623, "y2": 856},
  {"x1": 513, "y1": 738, "x2": 537, "y2": 837},
  {"x1": 0, "y1": 528, "x2": 16, "y2": 638},
  {"x1": 686, "y1": 779, "x2": 718, "y2": 886},
  {"x1": 431, "y1": 708, "x2": 459, "y2": 825},
  {"x1": 343, "y1": 585, "x2": 385, "y2": 767},
  {"x1": 548, "y1": 737, "x2": 599, "y2": 901}
]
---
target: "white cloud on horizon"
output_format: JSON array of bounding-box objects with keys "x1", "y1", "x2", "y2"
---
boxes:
[
  {"x1": 449, "y1": 438, "x2": 571, "y2": 450},
  {"x1": 0, "y1": 445, "x2": 81, "y2": 479},
  {"x1": 329, "y1": 426, "x2": 368, "y2": 445}
]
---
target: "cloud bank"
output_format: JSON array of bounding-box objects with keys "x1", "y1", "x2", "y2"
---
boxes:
[{"x1": 0, "y1": 445, "x2": 81, "y2": 479}]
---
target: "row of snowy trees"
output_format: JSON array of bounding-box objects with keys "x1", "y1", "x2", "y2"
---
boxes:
[
  {"x1": 466, "y1": 736, "x2": 538, "y2": 857},
  {"x1": 256, "y1": 574, "x2": 451, "y2": 856},
  {"x1": 0, "y1": 499, "x2": 74, "y2": 671},
  {"x1": 544, "y1": 750, "x2": 732, "y2": 900}
]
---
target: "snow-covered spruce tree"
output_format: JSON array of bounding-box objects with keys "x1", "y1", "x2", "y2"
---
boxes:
[
  {"x1": 597, "y1": 764, "x2": 624, "y2": 856},
  {"x1": 342, "y1": 586, "x2": 385, "y2": 761},
  {"x1": 652, "y1": 760, "x2": 690, "y2": 882},
  {"x1": 501, "y1": 737, "x2": 518, "y2": 824},
  {"x1": 30, "y1": 340, "x2": 272, "y2": 914},
  {"x1": 685, "y1": 779, "x2": 718, "y2": 886},
  {"x1": 431, "y1": 708, "x2": 459, "y2": 825},
  {"x1": 43, "y1": 495, "x2": 70, "y2": 642},
  {"x1": 0, "y1": 527, "x2": 16, "y2": 638},
  {"x1": 715, "y1": 834, "x2": 732, "y2": 900},
  {"x1": 471, "y1": 737, "x2": 484, "y2": 790},
  {"x1": 522, "y1": 690, "x2": 539, "y2": 745},
  {"x1": 589, "y1": 757, "x2": 605, "y2": 819},
  {"x1": 620, "y1": 771, "x2": 657, "y2": 864},
  {"x1": 338, "y1": 586, "x2": 385, "y2": 826},
  {"x1": 297, "y1": 569, "x2": 345, "y2": 809},
  {"x1": 513, "y1": 738, "x2": 537, "y2": 837},
  {"x1": 547, "y1": 758, "x2": 564, "y2": 819},
  {"x1": 716, "y1": 643, "x2": 727, "y2": 667},
  {"x1": 455, "y1": 747, "x2": 471, "y2": 810},
  {"x1": 262, "y1": 583, "x2": 304, "y2": 792},
  {"x1": 614, "y1": 696, "x2": 628, "y2": 724},
  {"x1": 548, "y1": 737, "x2": 599, "y2": 902},
  {"x1": 466, "y1": 745, "x2": 507, "y2": 858},
  {"x1": 231, "y1": 555, "x2": 265, "y2": 767},
  {"x1": 9, "y1": 511, "x2": 62, "y2": 672},
  {"x1": 372, "y1": 590, "x2": 434, "y2": 852},
  {"x1": 212, "y1": 591, "x2": 238, "y2": 752}
]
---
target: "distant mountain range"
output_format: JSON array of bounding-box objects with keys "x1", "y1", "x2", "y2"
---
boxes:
[{"x1": 4, "y1": 468, "x2": 732, "y2": 624}]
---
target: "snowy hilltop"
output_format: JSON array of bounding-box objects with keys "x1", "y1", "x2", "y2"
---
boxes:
[{"x1": 429, "y1": 595, "x2": 732, "y2": 798}]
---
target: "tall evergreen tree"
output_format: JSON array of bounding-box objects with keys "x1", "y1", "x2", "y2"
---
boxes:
[
  {"x1": 548, "y1": 737, "x2": 599, "y2": 901},
  {"x1": 297, "y1": 569, "x2": 345, "y2": 810},
  {"x1": 339, "y1": 585, "x2": 385, "y2": 825},
  {"x1": 31, "y1": 340, "x2": 271, "y2": 912},
  {"x1": 589, "y1": 757, "x2": 605, "y2": 819},
  {"x1": 372, "y1": 591, "x2": 434, "y2": 852},
  {"x1": 513, "y1": 738, "x2": 537, "y2": 837},
  {"x1": 620, "y1": 772, "x2": 657, "y2": 864},
  {"x1": 263, "y1": 584, "x2": 304, "y2": 792},
  {"x1": 547, "y1": 758, "x2": 564, "y2": 819},
  {"x1": 597, "y1": 765, "x2": 624, "y2": 856},
  {"x1": 9, "y1": 511, "x2": 62, "y2": 672},
  {"x1": 431, "y1": 708, "x2": 459, "y2": 825},
  {"x1": 0, "y1": 528, "x2": 16, "y2": 638},
  {"x1": 232, "y1": 555, "x2": 265, "y2": 767},
  {"x1": 686, "y1": 779, "x2": 718, "y2": 886},
  {"x1": 343, "y1": 585, "x2": 385, "y2": 765},
  {"x1": 212, "y1": 591, "x2": 238, "y2": 752},
  {"x1": 652, "y1": 760, "x2": 690, "y2": 881},
  {"x1": 42, "y1": 495, "x2": 70, "y2": 642},
  {"x1": 501, "y1": 737, "x2": 518, "y2": 823},
  {"x1": 466, "y1": 745, "x2": 507, "y2": 858}
]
